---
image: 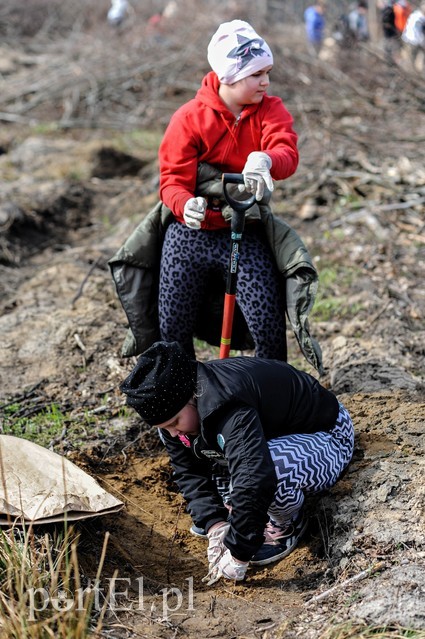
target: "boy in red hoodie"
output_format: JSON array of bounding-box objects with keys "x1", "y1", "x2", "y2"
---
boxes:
[{"x1": 158, "y1": 20, "x2": 299, "y2": 361}]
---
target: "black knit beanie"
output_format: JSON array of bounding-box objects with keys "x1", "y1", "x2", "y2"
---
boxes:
[{"x1": 120, "y1": 341, "x2": 196, "y2": 426}]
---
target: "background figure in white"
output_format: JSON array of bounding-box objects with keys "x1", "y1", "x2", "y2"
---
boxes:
[
  {"x1": 402, "y1": 3, "x2": 425, "y2": 71},
  {"x1": 107, "y1": 0, "x2": 129, "y2": 28},
  {"x1": 162, "y1": 0, "x2": 178, "y2": 20}
]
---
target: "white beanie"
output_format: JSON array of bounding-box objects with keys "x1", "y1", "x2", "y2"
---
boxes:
[{"x1": 207, "y1": 20, "x2": 273, "y2": 85}]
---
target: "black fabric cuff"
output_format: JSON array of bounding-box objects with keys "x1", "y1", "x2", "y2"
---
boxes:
[{"x1": 203, "y1": 511, "x2": 230, "y2": 534}]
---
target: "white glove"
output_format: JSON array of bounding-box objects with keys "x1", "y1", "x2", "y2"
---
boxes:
[
  {"x1": 216, "y1": 549, "x2": 249, "y2": 581},
  {"x1": 240, "y1": 151, "x2": 273, "y2": 201},
  {"x1": 206, "y1": 521, "x2": 230, "y2": 565},
  {"x1": 203, "y1": 548, "x2": 249, "y2": 585},
  {"x1": 183, "y1": 197, "x2": 207, "y2": 229}
]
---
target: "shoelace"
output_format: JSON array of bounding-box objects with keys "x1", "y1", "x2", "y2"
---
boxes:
[{"x1": 263, "y1": 520, "x2": 293, "y2": 543}]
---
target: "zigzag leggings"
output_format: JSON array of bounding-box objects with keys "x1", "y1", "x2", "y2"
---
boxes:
[
  {"x1": 213, "y1": 403, "x2": 354, "y2": 525},
  {"x1": 267, "y1": 402, "x2": 354, "y2": 525}
]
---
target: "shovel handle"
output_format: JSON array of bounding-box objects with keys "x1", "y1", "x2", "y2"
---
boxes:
[{"x1": 222, "y1": 173, "x2": 256, "y2": 211}]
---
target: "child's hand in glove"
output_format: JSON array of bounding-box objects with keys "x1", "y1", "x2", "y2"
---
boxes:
[
  {"x1": 183, "y1": 197, "x2": 207, "y2": 229},
  {"x1": 203, "y1": 548, "x2": 249, "y2": 585},
  {"x1": 206, "y1": 521, "x2": 230, "y2": 565},
  {"x1": 240, "y1": 151, "x2": 273, "y2": 201}
]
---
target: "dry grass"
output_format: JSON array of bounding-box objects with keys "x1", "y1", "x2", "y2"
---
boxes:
[
  {"x1": 320, "y1": 622, "x2": 425, "y2": 639},
  {"x1": 0, "y1": 523, "x2": 110, "y2": 638}
]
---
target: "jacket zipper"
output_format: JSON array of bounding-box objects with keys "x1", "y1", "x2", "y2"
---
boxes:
[{"x1": 220, "y1": 112, "x2": 243, "y2": 164}]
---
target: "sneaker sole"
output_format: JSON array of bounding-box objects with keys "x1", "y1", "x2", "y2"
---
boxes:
[
  {"x1": 189, "y1": 527, "x2": 208, "y2": 539},
  {"x1": 250, "y1": 518, "x2": 309, "y2": 566}
]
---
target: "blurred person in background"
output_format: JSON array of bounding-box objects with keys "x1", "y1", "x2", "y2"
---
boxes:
[
  {"x1": 401, "y1": 2, "x2": 425, "y2": 70},
  {"x1": 304, "y1": 1, "x2": 327, "y2": 55},
  {"x1": 348, "y1": 1, "x2": 370, "y2": 42},
  {"x1": 381, "y1": 0, "x2": 402, "y2": 63},
  {"x1": 107, "y1": 0, "x2": 129, "y2": 28},
  {"x1": 393, "y1": 0, "x2": 412, "y2": 34}
]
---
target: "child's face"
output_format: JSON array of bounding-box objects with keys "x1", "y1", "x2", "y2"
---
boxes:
[
  {"x1": 157, "y1": 401, "x2": 200, "y2": 438},
  {"x1": 231, "y1": 65, "x2": 272, "y2": 106}
]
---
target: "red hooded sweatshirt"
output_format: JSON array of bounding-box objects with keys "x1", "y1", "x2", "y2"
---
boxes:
[{"x1": 159, "y1": 71, "x2": 299, "y2": 230}]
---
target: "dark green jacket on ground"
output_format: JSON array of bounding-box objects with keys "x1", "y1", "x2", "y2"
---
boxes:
[{"x1": 109, "y1": 164, "x2": 323, "y2": 374}]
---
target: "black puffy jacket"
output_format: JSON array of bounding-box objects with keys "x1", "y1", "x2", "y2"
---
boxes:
[{"x1": 160, "y1": 356, "x2": 339, "y2": 561}]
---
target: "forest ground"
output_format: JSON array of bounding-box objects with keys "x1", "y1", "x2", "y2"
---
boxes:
[{"x1": 0, "y1": 2, "x2": 424, "y2": 637}]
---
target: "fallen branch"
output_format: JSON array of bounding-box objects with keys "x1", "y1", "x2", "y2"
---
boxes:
[
  {"x1": 368, "y1": 196, "x2": 425, "y2": 212},
  {"x1": 71, "y1": 258, "x2": 100, "y2": 307},
  {"x1": 305, "y1": 561, "x2": 386, "y2": 606},
  {"x1": 0, "y1": 111, "x2": 33, "y2": 123}
]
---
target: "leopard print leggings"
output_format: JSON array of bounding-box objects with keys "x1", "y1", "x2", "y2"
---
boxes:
[{"x1": 159, "y1": 222, "x2": 286, "y2": 359}]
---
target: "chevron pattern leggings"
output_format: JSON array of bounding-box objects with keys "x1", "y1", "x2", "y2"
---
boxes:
[
  {"x1": 267, "y1": 402, "x2": 354, "y2": 525},
  {"x1": 211, "y1": 403, "x2": 354, "y2": 525}
]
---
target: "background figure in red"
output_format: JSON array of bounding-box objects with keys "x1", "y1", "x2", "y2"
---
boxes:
[{"x1": 394, "y1": 0, "x2": 412, "y2": 34}]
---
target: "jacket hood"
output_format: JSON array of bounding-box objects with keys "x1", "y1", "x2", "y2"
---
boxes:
[
  {"x1": 195, "y1": 71, "x2": 261, "y2": 119},
  {"x1": 195, "y1": 71, "x2": 230, "y2": 113}
]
